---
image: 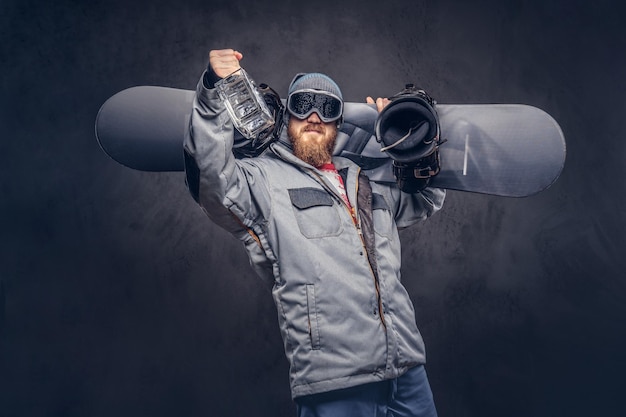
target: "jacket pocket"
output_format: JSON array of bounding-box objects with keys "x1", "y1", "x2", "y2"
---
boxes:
[
  {"x1": 306, "y1": 284, "x2": 321, "y2": 350},
  {"x1": 288, "y1": 187, "x2": 342, "y2": 238},
  {"x1": 372, "y1": 193, "x2": 394, "y2": 239}
]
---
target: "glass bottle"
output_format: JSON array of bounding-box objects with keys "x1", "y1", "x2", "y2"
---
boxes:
[{"x1": 215, "y1": 68, "x2": 275, "y2": 139}]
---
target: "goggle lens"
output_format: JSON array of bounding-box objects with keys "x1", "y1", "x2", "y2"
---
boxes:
[{"x1": 287, "y1": 90, "x2": 343, "y2": 122}]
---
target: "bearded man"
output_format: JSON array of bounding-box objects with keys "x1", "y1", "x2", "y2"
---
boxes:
[{"x1": 183, "y1": 49, "x2": 445, "y2": 417}]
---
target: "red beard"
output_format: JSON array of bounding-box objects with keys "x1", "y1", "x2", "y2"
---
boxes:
[{"x1": 288, "y1": 122, "x2": 337, "y2": 167}]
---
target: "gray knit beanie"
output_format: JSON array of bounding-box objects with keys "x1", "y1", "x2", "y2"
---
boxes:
[{"x1": 288, "y1": 72, "x2": 343, "y2": 100}]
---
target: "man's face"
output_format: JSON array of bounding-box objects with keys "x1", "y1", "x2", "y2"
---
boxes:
[{"x1": 288, "y1": 111, "x2": 338, "y2": 167}]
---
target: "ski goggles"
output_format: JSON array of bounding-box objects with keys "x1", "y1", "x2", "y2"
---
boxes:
[{"x1": 286, "y1": 89, "x2": 344, "y2": 123}]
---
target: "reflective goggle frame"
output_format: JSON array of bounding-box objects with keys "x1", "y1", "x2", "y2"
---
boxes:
[{"x1": 286, "y1": 89, "x2": 344, "y2": 123}]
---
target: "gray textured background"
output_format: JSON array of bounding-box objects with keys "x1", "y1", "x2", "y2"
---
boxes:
[{"x1": 1, "y1": 0, "x2": 625, "y2": 416}]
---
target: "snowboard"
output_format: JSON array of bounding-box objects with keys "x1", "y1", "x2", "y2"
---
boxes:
[{"x1": 95, "y1": 86, "x2": 566, "y2": 197}]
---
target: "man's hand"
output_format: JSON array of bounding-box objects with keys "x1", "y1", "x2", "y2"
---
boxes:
[
  {"x1": 366, "y1": 96, "x2": 391, "y2": 113},
  {"x1": 209, "y1": 49, "x2": 243, "y2": 78}
]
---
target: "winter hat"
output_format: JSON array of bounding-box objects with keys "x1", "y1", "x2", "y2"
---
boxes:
[{"x1": 288, "y1": 72, "x2": 343, "y2": 100}]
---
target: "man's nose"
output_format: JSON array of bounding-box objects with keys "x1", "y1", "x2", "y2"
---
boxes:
[{"x1": 306, "y1": 111, "x2": 322, "y2": 123}]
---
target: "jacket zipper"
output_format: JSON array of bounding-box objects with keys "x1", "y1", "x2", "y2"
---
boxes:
[
  {"x1": 353, "y1": 171, "x2": 387, "y2": 330},
  {"x1": 310, "y1": 168, "x2": 387, "y2": 329}
]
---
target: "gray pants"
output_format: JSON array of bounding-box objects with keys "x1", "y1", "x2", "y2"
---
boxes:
[{"x1": 295, "y1": 365, "x2": 438, "y2": 417}]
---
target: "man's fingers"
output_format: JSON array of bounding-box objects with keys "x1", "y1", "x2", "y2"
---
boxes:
[
  {"x1": 376, "y1": 97, "x2": 390, "y2": 113},
  {"x1": 209, "y1": 48, "x2": 243, "y2": 78},
  {"x1": 210, "y1": 48, "x2": 238, "y2": 58},
  {"x1": 366, "y1": 97, "x2": 391, "y2": 113},
  {"x1": 376, "y1": 98, "x2": 384, "y2": 112},
  {"x1": 209, "y1": 50, "x2": 241, "y2": 65}
]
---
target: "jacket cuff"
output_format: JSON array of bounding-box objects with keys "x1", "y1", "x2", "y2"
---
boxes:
[
  {"x1": 202, "y1": 65, "x2": 222, "y2": 89},
  {"x1": 196, "y1": 72, "x2": 224, "y2": 111}
]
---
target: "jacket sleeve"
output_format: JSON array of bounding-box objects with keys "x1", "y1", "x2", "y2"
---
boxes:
[
  {"x1": 390, "y1": 186, "x2": 446, "y2": 229},
  {"x1": 183, "y1": 73, "x2": 270, "y2": 235}
]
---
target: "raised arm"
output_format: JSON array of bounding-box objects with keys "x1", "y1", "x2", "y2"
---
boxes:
[{"x1": 183, "y1": 49, "x2": 269, "y2": 235}]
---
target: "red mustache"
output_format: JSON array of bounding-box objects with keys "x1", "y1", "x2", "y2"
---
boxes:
[{"x1": 302, "y1": 124, "x2": 324, "y2": 134}]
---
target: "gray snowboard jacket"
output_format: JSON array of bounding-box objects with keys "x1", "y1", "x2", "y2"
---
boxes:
[{"x1": 183, "y1": 74, "x2": 445, "y2": 399}]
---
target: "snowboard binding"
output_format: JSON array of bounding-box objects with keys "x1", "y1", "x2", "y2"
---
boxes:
[{"x1": 375, "y1": 84, "x2": 443, "y2": 192}]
